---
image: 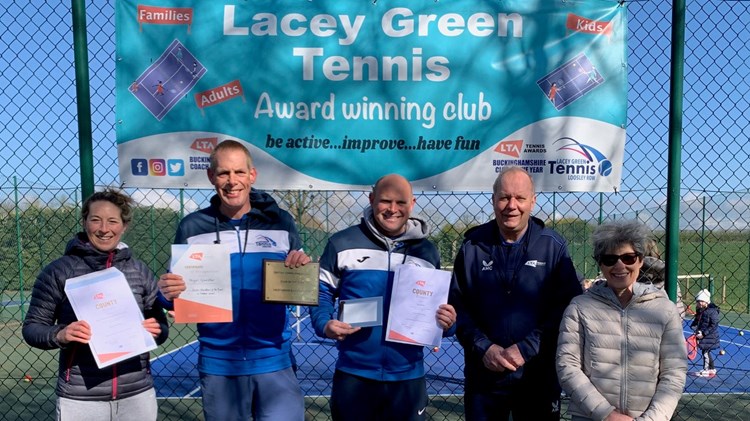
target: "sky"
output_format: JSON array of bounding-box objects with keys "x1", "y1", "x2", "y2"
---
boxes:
[{"x1": 1, "y1": 0, "x2": 749, "y2": 231}]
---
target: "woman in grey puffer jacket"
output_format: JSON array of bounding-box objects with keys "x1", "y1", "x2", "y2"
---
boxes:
[
  {"x1": 556, "y1": 221, "x2": 686, "y2": 421},
  {"x1": 23, "y1": 189, "x2": 168, "y2": 420}
]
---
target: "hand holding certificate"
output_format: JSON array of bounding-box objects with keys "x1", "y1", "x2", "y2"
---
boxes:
[
  {"x1": 385, "y1": 265, "x2": 452, "y2": 348},
  {"x1": 64, "y1": 267, "x2": 157, "y2": 369},
  {"x1": 171, "y1": 244, "x2": 233, "y2": 323}
]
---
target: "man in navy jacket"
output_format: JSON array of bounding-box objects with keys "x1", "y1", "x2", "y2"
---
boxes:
[{"x1": 449, "y1": 167, "x2": 582, "y2": 421}]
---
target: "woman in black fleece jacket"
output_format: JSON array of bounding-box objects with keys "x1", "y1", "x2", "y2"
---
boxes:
[{"x1": 23, "y1": 188, "x2": 168, "y2": 421}]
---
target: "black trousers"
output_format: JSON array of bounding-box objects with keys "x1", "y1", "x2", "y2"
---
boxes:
[{"x1": 330, "y1": 370, "x2": 428, "y2": 421}]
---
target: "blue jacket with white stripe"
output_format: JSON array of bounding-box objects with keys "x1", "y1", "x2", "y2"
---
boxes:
[
  {"x1": 173, "y1": 190, "x2": 302, "y2": 376},
  {"x1": 311, "y1": 208, "x2": 441, "y2": 381}
]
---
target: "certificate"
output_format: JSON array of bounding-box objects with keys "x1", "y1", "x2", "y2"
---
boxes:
[
  {"x1": 171, "y1": 244, "x2": 232, "y2": 323},
  {"x1": 338, "y1": 296, "x2": 383, "y2": 328},
  {"x1": 262, "y1": 260, "x2": 320, "y2": 305},
  {"x1": 64, "y1": 267, "x2": 157, "y2": 369},
  {"x1": 385, "y1": 265, "x2": 451, "y2": 348}
]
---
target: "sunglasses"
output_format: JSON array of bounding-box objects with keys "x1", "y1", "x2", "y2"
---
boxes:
[{"x1": 598, "y1": 252, "x2": 642, "y2": 266}]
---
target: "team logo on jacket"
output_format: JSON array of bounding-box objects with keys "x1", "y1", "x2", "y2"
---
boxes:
[
  {"x1": 524, "y1": 260, "x2": 546, "y2": 267},
  {"x1": 356, "y1": 256, "x2": 370, "y2": 263},
  {"x1": 482, "y1": 260, "x2": 493, "y2": 271},
  {"x1": 255, "y1": 235, "x2": 277, "y2": 248}
]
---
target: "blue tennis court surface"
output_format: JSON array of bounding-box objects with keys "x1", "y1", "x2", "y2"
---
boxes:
[
  {"x1": 151, "y1": 308, "x2": 464, "y2": 398},
  {"x1": 683, "y1": 319, "x2": 750, "y2": 394},
  {"x1": 150, "y1": 314, "x2": 749, "y2": 398}
]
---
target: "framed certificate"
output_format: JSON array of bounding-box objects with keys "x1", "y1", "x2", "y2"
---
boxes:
[
  {"x1": 262, "y1": 260, "x2": 320, "y2": 305},
  {"x1": 338, "y1": 296, "x2": 383, "y2": 328}
]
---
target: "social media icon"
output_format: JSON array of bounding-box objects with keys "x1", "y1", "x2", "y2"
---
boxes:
[
  {"x1": 167, "y1": 159, "x2": 185, "y2": 176},
  {"x1": 131, "y1": 159, "x2": 148, "y2": 176},
  {"x1": 149, "y1": 159, "x2": 166, "y2": 176}
]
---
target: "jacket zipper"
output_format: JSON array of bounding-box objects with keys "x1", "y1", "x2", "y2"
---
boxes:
[
  {"x1": 65, "y1": 345, "x2": 77, "y2": 382},
  {"x1": 107, "y1": 250, "x2": 118, "y2": 399},
  {"x1": 619, "y1": 306, "x2": 628, "y2": 412}
]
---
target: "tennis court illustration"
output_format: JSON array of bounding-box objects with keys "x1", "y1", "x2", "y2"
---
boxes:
[
  {"x1": 537, "y1": 52, "x2": 605, "y2": 111},
  {"x1": 130, "y1": 39, "x2": 206, "y2": 120}
]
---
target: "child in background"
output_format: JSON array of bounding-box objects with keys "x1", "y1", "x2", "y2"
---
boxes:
[{"x1": 691, "y1": 289, "x2": 720, "y2": 377}]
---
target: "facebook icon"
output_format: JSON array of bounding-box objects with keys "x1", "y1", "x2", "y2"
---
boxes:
[{"x1": 131, "y1": 159, "x2": 148, "y2": 176}]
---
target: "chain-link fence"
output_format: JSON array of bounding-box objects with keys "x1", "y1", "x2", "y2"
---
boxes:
[{"x1": 2, "y1": 0, "x2": 750, "y2": 419}]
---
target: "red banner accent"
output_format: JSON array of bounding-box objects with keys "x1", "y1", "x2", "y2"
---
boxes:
[
  {"x1": 194, "y1": 80, "x2": 244, "y2": 110},
  {"x1": 494, "y1": 140, "x2": 523, "y2": 158},
  {"x1": 566, "y1": 13, "x2": 613, "y2": 36},
  {"x1": 137, "y1": 5, "x2": 193, "y2": 25},
  {"x1": 190, "y1": 137, "x2": 218, "y2": 154}
]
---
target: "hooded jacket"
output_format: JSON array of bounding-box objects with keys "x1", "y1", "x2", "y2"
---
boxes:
[
  {"x1": 310, "y1": 207, "x2": 441, "y2": 381},
  {"x1": 691, "y1": 303, "x2": 720, "y2": 351},
  {"x1": 22, "y1": 233, "x2": 168, "y2": 400},
  {"x1": 556, "y1": 281, "x2": 687, "y2": 421},
  {"x1": 172, "y1": 190, "x2": 302, "y2": 375},
  {"x1": 449, "y1": 216, "x2": 582, "y2": 394}
]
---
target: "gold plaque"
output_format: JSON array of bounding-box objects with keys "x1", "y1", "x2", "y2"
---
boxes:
[{"x1": 262, "y1": 260, "x2": 320, "y2": 305}]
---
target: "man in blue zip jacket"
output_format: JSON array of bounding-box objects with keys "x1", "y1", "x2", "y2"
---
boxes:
[
  {"x1": 311, "y1": 174, "x2": 457, "y2": 421},
  {"x1": 158, "y1": 140, "x2": 311, "y2": 421},
  {"x1": 449, "y1": 167, "x2": 582, "y2": 421}
]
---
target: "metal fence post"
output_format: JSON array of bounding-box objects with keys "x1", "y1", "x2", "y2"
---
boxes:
[
  {"x1": 665, "y1": 0, "x2": 687, "y2": 303},
  {"x1": 71, "y1": 0, "x2": 94, "y2": 201}
]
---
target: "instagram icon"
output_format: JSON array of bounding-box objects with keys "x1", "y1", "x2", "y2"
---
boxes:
[{"x1": 149, "y1": 159, "x2": 166, "y2": 176}]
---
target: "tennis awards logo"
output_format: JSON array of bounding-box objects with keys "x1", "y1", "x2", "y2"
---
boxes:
[
  {"x1": 189, "y1": 252, "x2": 204, "y2": 261},
  {"x1": 495, "y1": 140, "x2": 523, "y2": 158}
]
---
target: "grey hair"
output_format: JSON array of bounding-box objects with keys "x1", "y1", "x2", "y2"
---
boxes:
[{"x1": 591, "y1": 220, "x2": 651, "y2": 262}]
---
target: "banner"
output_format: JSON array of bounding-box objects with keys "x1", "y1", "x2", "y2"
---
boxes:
[{"x1": 116, "y1": 1, "x2": 627, "y2": 192}]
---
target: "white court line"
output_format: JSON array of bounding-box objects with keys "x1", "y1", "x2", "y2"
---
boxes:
[
  {"x1": 683, "y1": 328, "x2": 750, "y2": 350},
  {"x1": 185, "y1": 386, "x2": 201, "y2": 398},
  {"x1": 150, "y1": 339, "x2": 198, "y2": 362}
]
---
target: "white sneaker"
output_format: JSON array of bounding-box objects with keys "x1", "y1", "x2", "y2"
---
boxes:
[
  {"x1": 697, "y1": 370, "x2": 711, "y2": 377},
  {"x1": 708, "y1": 369, "x2": 717, "y2": 375}
]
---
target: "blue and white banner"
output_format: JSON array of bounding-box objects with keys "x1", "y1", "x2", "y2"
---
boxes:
[{"x1": 116, "y1": 1, "x2": 627, "y2": 192}]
